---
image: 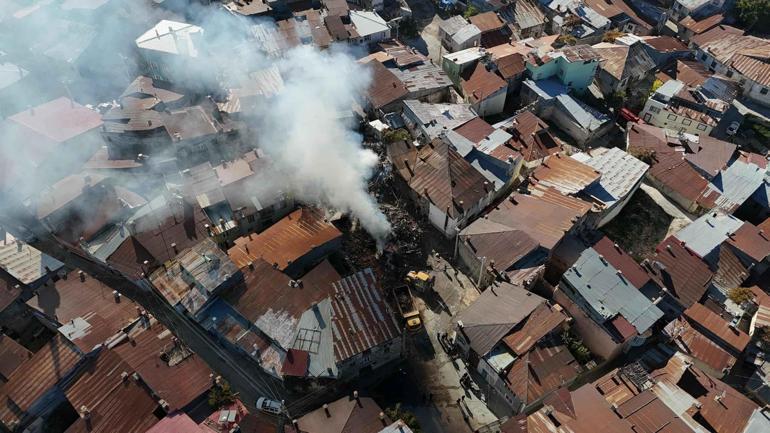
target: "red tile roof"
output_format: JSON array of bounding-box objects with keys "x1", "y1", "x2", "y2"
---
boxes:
[
  {"x1": 228, "y1": 208, "x2": 342, "y2": 270},
  {"x1": 646, "y1": 237, "x2": 712, "y2": 308},
  {"x1": 592, "y1": 237, "x2": 651, "y2": 289}
]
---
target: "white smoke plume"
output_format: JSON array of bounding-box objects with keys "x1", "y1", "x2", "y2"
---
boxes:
[
  {"x1": 252, "y1": 46, "x2": 392, "y2": 243},
  {"x1": 0, "y1": 1, "x2": 392, "y2": 244}
]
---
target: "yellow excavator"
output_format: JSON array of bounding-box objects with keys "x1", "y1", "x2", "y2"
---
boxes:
[{"x1": 405, "y1": 271, "x2": 434, "y2": 292}]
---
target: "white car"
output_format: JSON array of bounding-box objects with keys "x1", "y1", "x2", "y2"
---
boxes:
[
  {"x1": 256, "y1": 397, "x2": 283, "y2": 415},
  {"x1": 726, "y1": 121, "x2": 740, "y2": 136}
]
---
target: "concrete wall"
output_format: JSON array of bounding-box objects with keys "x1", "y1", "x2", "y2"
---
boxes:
[
  {"x1": 553, "y1": 288, "x2": 625, "y2": 362},
  {"x1": 471, "y1": 87, "x2": 507, "y2": 117},
  {"x1": 337, "y1": 336, "x2": 403, "y2": 378},
  {"x1": 639, "y1": 98, "x2": 714, "y2": 135}
]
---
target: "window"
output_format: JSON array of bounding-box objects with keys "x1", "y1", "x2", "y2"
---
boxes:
[
  {"x1": 701, "y1": 54, "x2": 707, "y2": 61},
  {"x1": 697, "y1": 123, "x2": 707, "y2": 131},
  {"x1": 667, "y1": 113, "x2": 678, "y2": 120},
  {"x1": 710, "y1": 60, "x2": 717, "y2": 68},
  {"x1": 649, "y1": 106, "x2": 661, "y2": 114},
  {"x1": 726, "y1": 70, "x2": 733, "y2": 78},
  {"x1": 761, "y1": 87, "x2": 769, "y2": 95},
  {"x1": 682, "y1": 119, "x2": 692, "y2": 126},
  {"x1": 247, "y1": 215, "x2": 255, "y2": 223},
  {"x1": 644, "y1": 113, "x2": 652, "y2": 122}
]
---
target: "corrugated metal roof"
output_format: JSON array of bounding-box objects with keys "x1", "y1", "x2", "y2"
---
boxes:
[
  {"x1": 28, "y1": 269, "x2": 140, "y2": 351},
  {"x1": 684, "y1": 303, "x2": 749, "y2": 353},
  {"x1": 531, "y1": 153, "x2": 600, "y2": 196},
  {"x1": 463, "y1": 188, "x2": 590, "y2": 250},
  {"x1": 711, "y1": 245, "x2": 749, "y2": 294},
  {"x1": 295, "y1": 396, "x2": 389, "y2": 433},
  {"x1": 135, "y1": 20, "x2": 203, "y2": 57},
  {"x1": 683, "y1": 136, "x2": 736, "y2": 178},
  {"x1": 64, "y1": 374, "x2": 160, "y2": 433},
  {"x1": 498, "y1": 111, "x2": 561, "y2": 163},
  {"x1": 460, "y1": 224, "x2": 540, "y2": 272},
  {"x1": 648, "y1": 152, "x2": 713, "y2": 209},
  {"x1": 555, "y1": 94, "x2": 610, "y2": 131},
  {"x1": 563, "y1": 248, "x2": 663, "y2": 334},
  {"x1": 388, "y1": 139, "x2": 490, "y2": 219},
  {"x1": 647, "y1": 237, "x2": 713, "y2": 308},
  {"x1": 680, "y1": 14, "x2": 723, "y2": 34},
  {"x1": 0, "y1": 335, "x2": 82, "y2": 428},
  {"x1": 64, "y1": 349, "x2": 134, "y2": 411},
  {"x1": 228, "y1": 208, "x2": 342, "y2": 270},
  {"x1": 707, "y1": 160, "x2": 766, "y2": 213},
  {"x1": 330, "y1": 269, "x2": 400, "y2": 362},
  {"x1": 502, "y1": 303, "x2": 568, "y2": 355},
  {"x1": 0, "y1": 233, "x2": 63, "y2": 286},
  {"x1": 439, "y1": 15, "x2": 470, "y2": 35},
  {"x1": 591, "y1": 236, "x2": 650, "y2": 289},
  {"x1": 461, "y1": 62, "x2": 507, "y2": 103},
  {"x1": 151, "y1": 239, "x2": 238, "y2": 314},
  {"x1": 528, "y1": 384, "x2": 636, "y2": 433},
  {"x1": 469, "y1": 11, "x2": 505, "y2": 33},
  {"x1": 146, "y1": 413, "x2": 206, "y2": 433},
  {"x1": 367, "y1": 61, "x2": 408, "y2": 110},
  {"x1": 574, "y1": 147, "x2": 648, "y2": 210},
  {"x1": 674, "y1": 211, "x2": 743, "y2": 260},
  {"x1": 664, "y1": 317, "x2": 736, "y2": 372},
  {"x1": 455, "y1": 281, "x2": 545, "y2": 355},
  {"x1": 8, "y1": 97, "x2": 102, "y2": 143},
  {"x1": 112, "y1": 322, "x2": 211, "y2": 411},
  {"x1": 726, "y1": 222, "x2": 770, "y2": 263},
  {"x1": 0, "y1": 336, "x2": 30, "y2": 383},
  {"x1": 506, "y1": 345, "x2": 581, "y2": 405}
]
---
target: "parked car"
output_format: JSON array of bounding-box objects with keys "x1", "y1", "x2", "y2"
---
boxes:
[
  {"x1": 726, "y1": 121, "x2": 740, "y2": 136},
  {"x1": 256, "y1": 397, "x2": 283, "y2": 415}
]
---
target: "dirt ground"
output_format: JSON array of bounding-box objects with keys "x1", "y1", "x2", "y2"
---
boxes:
[{"x1": 601, "y1": 188, "x2": 674, "y2": 261}]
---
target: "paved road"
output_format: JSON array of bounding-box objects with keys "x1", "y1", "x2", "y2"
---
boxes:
[{"x1": 0, "y1": 208, "x2": 287, "y2": 411}]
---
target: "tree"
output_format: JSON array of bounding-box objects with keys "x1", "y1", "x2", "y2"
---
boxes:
[
  {"x1": 648, "y1": 79, "x2": 664, "y2": 97},
  {"x1": 603, "y1": 30, "x2": 625, "y2": 42},
  {"x1": 735, "y1": 0, "x2": 770, "y2": 31},
  {"x1": 208, "y1": 380, "x2": 237, "y2": 408},
  {"x1": 556, "y1": 34, "x2": 577, "y2": 47},
  {"x1": 463, "y1": 5, "x2": 479, "y2": 19},
  {"x1": 562, "y1": 330, "x2": 592, "y2": 364},
  {"x1": 398, "y1": 18, "x2": 419, "y2": 40},
  {"x1": 728, "y1": 286, "x2": 754, "y2": 305},
  {"x1": 608, "y1": 90, "x2": 627, "y2": 109},
  {"x1": 385, "y1": 404, "x2": 422, "y2": 433},
  {"x1": 383, "y1": 128, "x2": 411, "y2": 143}
]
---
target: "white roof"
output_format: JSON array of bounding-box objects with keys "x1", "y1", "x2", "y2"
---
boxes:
[
  {"x1": 452, "y1": 24, "x2": 481, "y2": 46},
  {"x1": 0, "y1": 58, "x2": 27, "y2": 91},
  {"x1": 349, "y1": 10, "x2": 389, "y2": 37},
  {"x1": 135, "y1": 20, "x2": 204, "y2": 57},
  {"x1": 572, "y1": 147, "x2": 649, "y2": 208},
  {"x1": 443, "y1": 46, "x2": 486, "y2": 65},
  {"x1": 674, "y1": 211, "x2": 743, "y2": 259}
]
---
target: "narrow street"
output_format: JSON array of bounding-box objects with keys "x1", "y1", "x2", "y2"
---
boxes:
[{"x1": 375, "y1": 252, "x2": 499, "y2": 433}]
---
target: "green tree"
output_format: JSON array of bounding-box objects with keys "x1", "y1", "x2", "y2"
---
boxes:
[
  {"x1": 208, "y1": 381, "x2": 237, "y2": 408},
  {"x1": 463, "y1": 5, "x2": 479, "y2": 19},
  {"x1": 728, "y1": 286, "x2": 754, "y2": 304},
  {"x1": 385, "y1": 403, "x2": 422, "y2": 433},
  {"x1": 735, "y1": 0, "x2": 770, "y2": 31},
  {"x1": 383, "y1": 128, "x2": 411, "y2": 143},
  {"x1": 562, "y1": 330, "x2": 592, "y2": 364},
  {"x1": 649, "y1": 79, "x2": 664, "y2": 97},
  {"x1": 608, "y1": 90, "x2": 627, "y2": 109}
]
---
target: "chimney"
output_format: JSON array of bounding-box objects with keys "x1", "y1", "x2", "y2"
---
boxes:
[
  {"x1": 323, "y1": 403, "x2": 330, "y2": 417},
  {"x1": 354, "y1": 390, "x2": 360, "y2": 406},
  {"x1": 760, "y1": 229, "x2": 768, "y2": 241},
  {"x1": 171, "y1": 242, "x2": 177, "y2": 254},
  {"x1": 379, "y1": 412, "x2": 386, "y2": 425},
  {"x1": 509, "y1": 195, "x2": 517, "y2": 205},
  {"x1": 79, "y1": 406, "x2": 91, "y2": 420},
  {"x1": 113, "y1": 290, "x2": 121, "y2": 302},
  {"x1": 78, "y1": 270, "x2": 85, "y2": 282}
]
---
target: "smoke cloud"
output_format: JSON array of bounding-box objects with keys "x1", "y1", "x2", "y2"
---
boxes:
[{"x1": 0, "y1": 1, "x2": 391, "y2": 243}]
